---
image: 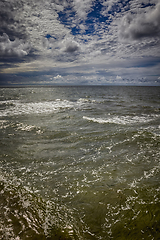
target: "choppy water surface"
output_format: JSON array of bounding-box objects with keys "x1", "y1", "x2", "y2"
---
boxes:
[{"x1": 0, "y1": 86, "x2": 160, "y2": 239}]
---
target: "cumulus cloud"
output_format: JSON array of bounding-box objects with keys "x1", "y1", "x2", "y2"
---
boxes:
[
  {"x1": 116, "y1": 75, "x2": 122, "y2": 80},
  {"x1": 0, "y1": 33, "x2": 30, "y2": 57},
  {"x1": 54, "y1": 74, "x2": 63, "y2": 79},
  {"x1": 119, "y1": 2, "x2": 160, "y2": 40},
  {"x1": 63, "y1": 40, "x2": 80, "y2": 53}
]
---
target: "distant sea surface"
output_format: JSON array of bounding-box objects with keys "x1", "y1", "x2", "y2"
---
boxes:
[{"x1": 0, "y1": 86, "x2": 160, "y2": 240}]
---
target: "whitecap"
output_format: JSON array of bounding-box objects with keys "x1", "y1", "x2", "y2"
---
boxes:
[
  {"x1": 0, "y1": 99, "x2": 77, "y2": 117},
  {"x1": 83, "y1": 114, "x2": 159, "y2": 125}
]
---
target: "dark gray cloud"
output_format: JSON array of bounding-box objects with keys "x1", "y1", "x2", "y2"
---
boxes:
[
  {"x1": 64, "y1": 40, "x2": 80, "y2": 53},
  {"x1": 119, "y1": 2, "x2": 160, "y2": 40}
]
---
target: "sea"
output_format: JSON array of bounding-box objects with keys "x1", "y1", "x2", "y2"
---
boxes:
[{"x1": 0, "y1": 86, "x2": 160, "y2": 240}]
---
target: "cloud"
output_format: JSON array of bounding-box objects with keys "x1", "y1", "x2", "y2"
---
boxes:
[
  {"x1": 119, "y1": 2, "x2": 160, "y2": 40},
  {"x1": 116, "y1": 75, "x2": 122, "y2": 80},
  {"x1": 101, "y1": 0, "x2": 119, "y2": 15},
  {"x1": 73, "y1": 0, "x2": 94, "y2": 20},
  {"x1": 63, "y1": 39, "x2": 80, "y2": 53},
  {"x1": 54, "y1": 74, "x2": 63, "y2": 79},
  {"x1": 0, "y1": 0, "x2": 160, "y2": 85},
  {"x1": 0, "y1": 33, "x2": 30, "y2": 58},
  {"x1": 0, "y1": 0, "x2": 27, "y2": 40}
]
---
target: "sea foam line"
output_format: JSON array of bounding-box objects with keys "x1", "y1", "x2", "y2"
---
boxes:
[{"x1": 83, "y1": 115, "x2": 158, "y2": 125}]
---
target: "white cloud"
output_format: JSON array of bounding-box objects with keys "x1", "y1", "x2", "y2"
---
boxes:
[
  {"x1": 16, "y1": 0, "x2": 71, "y2": 55},
  {"x1": 101, "y1": 0, "x2": 119, "y2": 15},
  {"x1": 116, "y1": 75, "x2": 122, "y2": 80},
  {"x1": 0, "y1": 33, "x2": 30, "y2": 57},
  {"x1": 73, "y1": 0, "x2": 94, "y2": 20},
  {"x1": 119, "y1": 2, "x2": 160, "y2": 40},
  {"x1": 54, "y1": 74, "x2": 63, "y2": 79}
]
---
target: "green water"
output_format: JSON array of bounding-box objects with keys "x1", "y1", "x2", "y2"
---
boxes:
[{"x1": 0, "y1": 86, "x2": 160, "y2": 239}]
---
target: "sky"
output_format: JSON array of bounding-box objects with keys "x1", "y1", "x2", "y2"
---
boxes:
[{"x1": 0, "y1": 0, "x2": 160, "y2": 86}]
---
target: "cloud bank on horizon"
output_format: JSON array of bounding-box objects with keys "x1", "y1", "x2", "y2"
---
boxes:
[{"x1": 0, "y1": 0, "x2": 160, "y2": 85}]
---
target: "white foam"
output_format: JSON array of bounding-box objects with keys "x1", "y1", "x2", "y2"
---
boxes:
[
  {"x1": 0, "y1": 99, "x2": 78, "y2": 117},
  {"x1": 83, "y1": 114, "x2": 159, "y2": 125},
  {"x1": 17, "y1": 123, "x2": 36, "y2": 132},
  {"x1": 0, "y1": 120, "x2": 9, "y2": 129},
  {"x1": 77, "y1": 98, "x2": 95, "y2": 104}
]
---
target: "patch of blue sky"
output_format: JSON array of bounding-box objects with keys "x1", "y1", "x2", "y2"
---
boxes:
[
  {"x1": 87, "y1": 1, "x2": 104, "y2": 21},
  {"x1": 85, "y1": 1, "x2": 110, "y2": 32},
  {"x1": 51, "y1": 0, "x2": 157, "y2": 39},
  {"x1": 57, "y1": 1, "x2": 109, "y2": 36},
  {"x1": 58, "y1": 7, "x2": 75, "y2": 26},
  {"x1": 71, "y1": 26, "x2": 81, "y2": 35},
  {"x1": 45, "y1": 34, "x2": 56, "y2": 39}
]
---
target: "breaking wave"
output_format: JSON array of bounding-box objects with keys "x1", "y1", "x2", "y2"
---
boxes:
[
  {"x1": 0, "y1": 99, "x2": 77, "y2": 117},
  {"x1": 83, "y1": 114, "x2": 159, "y2": 125}
]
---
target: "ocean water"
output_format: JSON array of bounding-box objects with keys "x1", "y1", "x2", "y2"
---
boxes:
[{"x1": 0, "y1": 86, "x2": 160, "y2": 240}]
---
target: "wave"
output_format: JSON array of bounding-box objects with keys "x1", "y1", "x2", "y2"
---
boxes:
[
  {"x1": 83, "y1": 114, "x2": 159, "y2": 125},
  {"x1": 0, "y1": 100, "x2": 74, "y2": 117},
  {"x1": 0, "y1": 98, "x2": 96, "y2": 117}
]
